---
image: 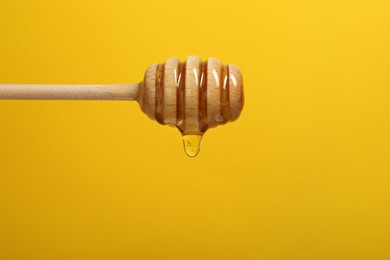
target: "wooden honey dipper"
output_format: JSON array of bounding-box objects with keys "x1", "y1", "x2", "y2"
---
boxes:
[{"x1": 0, "y1": 55, "x2": 244, "y2": 157}]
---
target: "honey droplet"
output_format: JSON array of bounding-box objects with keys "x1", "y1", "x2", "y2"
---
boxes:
[{"x1": 182, "y1": 135, "x2": 203, "y2": 157}]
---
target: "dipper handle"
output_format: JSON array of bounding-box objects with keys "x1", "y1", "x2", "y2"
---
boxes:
[{"x1": 0, "y1": 84, "x2": 140, "y2": 100}]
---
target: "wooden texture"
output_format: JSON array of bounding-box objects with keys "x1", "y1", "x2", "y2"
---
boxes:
[
  {"x1": 141, "y1": 55, "x2": 244, "y2": 135},
  {"x1": 0, "y1": 84, "x2": 140, "y2": 100},
  {"x1": 0, "y1": 56, "x2": 244, "y2": 136}
]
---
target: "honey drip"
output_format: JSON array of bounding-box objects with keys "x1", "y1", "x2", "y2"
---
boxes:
[{"x1": 182, "y1": 135, "x2": 203, "y2": 157}]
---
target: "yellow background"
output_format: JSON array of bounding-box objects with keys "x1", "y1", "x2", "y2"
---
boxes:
[{"x1": 1, "y1": 0, "x2": 389, "y2": 259}]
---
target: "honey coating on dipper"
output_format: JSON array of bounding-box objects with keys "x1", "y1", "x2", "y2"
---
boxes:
[{"x1": 139, "y1": 55, "x2": 244, "y2": 157}]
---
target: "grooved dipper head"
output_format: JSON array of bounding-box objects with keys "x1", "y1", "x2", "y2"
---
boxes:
[{"x1": 138, "y1": 55, "x2": 244, "y2": 136}]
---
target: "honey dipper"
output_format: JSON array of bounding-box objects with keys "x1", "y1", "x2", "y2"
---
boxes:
[{"x1": 0, "y1": 55, "x2": 244, "y2": 157}]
